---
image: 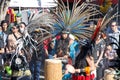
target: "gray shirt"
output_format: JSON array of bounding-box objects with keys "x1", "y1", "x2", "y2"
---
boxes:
[{"x1": 108, "y1": 30, "x2": 120, "y2": 49}]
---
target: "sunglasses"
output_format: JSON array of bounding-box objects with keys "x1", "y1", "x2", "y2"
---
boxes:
[
  {"x1": 12, "y1": 27, "x2": 17, "y2": 30},
  {"x1": 111, "y1": 25, "x2": 116, "y2": 27}
]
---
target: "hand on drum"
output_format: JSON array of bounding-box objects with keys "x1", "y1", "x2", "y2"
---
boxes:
[{"x1": 66, "y1": 64, "x2": 75, "y2": 73}]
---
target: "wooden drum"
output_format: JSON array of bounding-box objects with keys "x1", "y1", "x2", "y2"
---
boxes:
[
  {"x1": 104, "y1": 69, "x2": 116, "y2": 80},
  {"x1": 44, "y1": 59, "x2": 62, "y2": 80}
]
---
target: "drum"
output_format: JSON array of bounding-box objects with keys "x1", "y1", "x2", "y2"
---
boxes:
[
  {"x1": 44, "y1": 59, "x2": 62, "y2": 80},
  {"x1": 104, "y1": 69, "x2": 116, "y2": 80}
]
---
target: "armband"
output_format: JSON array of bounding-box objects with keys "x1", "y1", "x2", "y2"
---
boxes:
[{"x1": 85, "y1": 66, "x2": 90, "y2": 75}]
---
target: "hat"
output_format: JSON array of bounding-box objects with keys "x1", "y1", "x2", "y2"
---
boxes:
[{"x1": 16, "y1": 13, "x2": 22, "y2": 17}]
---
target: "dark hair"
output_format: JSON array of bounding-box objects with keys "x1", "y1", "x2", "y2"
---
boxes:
[
  {"x1": 10, "y1": 23, "x2": 19, "y2": 32},
  {"x1": 20, "y1": 22, "x2": 27, "y2": 27},
  {"x1": 111, "y1": 21, "x2": 118, "y2": 26},
  {"x1": 75, "y1": 42, "x2": 93, "y2": 68},
  {"x1": 56, "y1": 36, "x2": 69, "y2": 56},
  {"x1": 1, "y1": 20, "x2": 9, "y2": 27}
]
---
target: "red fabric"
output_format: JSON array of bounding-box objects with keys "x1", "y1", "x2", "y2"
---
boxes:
[
  {"x1": 11, "y1": 13, "x2": 14, "y2": 23},
  {"x1": 43, "y1": 38, "x2": 52, "y2": 50},
  {"x1": 72, "y1": 74, "x2": 95, "y2": 80},
  {"x1": 97, "y1": 0, "x2": 118, "y2": 5},
  {"x1": 97, "y1": 0, "x2": 104, "y2": 5},
  {"x1": 85, "y1": 75, "x2": 90, "y2": 80},
  {"x1": 56, "y1": 35, "x2": 61, "y2": 40},
  {"x1": 112, "y1": 0, "x2": 118, "y2": 4},
  {"x1": 90, "y1": 74, "x2": 95, "y2": 79},
  {"x1": 91, "y1": 18, "x2": 102, "y2": 41},
  {"x1": 43, "y1": 35, "x2": 60, "y2": 50}
]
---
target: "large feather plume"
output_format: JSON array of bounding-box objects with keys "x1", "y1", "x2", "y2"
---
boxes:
[
  {"x1": 27, "y1": 10, "x2": 55, "y2": 44},
  {"x1": 51, "y1": 0, "x2": 102, "y2": 39},
  {"x1": 92, "y1": 4, "x2": 119, "y2": 66},
  {"x1": 91, "y1": 4, "x2": 119, "y2": 41},
  {"x1": 100, "y1": 4, "x2": 119, "y2": 30}
]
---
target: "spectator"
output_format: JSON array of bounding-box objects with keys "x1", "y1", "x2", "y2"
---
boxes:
[
  {"x1": 6, "y1": 23, "x2": 31, "y2": 80},
  {"x1": 7, "y1": 23, "x2": 22, "y2": 53},
  {"x1": 0, "y1": 26, "x2": 5, "y2": 68},
  {"x1": 107, "y1": 21, "x2": 120, "y2": 50},
  {"x1": 94, "y1": 32, "x2": 106, "y2": 80},
  {"x1": 14, "y1": 13, "x2": 22, "y2": 25},
  {"x1": 19, "y1": 22, "x2": 27, "y2": 34},
  {"x1": 1, "y1": 20, "x2": 9, "y2": 34},
  {"x1": 8, "y1": 13, "x2": 22, "y2": 34},
  {"x1": 0, "y1": 23, "x2": 8, "y2": 49},
  {"x1": 104, "y1": 44, "x2": 117, "y2": 60}
]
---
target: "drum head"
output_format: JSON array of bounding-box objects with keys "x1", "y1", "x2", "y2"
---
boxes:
[{"x1": 66, "y1": 64, "x2": 75, "y2": 73}]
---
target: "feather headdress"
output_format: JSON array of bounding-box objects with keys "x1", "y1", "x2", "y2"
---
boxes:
[
  {"x1": 51, "y1": 0, "x2": 102, "y2": 40},
  {"x1": 27, "y1": 10, "x2": 55, "y2": 44}
]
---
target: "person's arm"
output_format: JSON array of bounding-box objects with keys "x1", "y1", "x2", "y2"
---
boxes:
[
  {"x1": 95, "y1": 48, "x2": 105, "y2": 67},
  {"x1": 66, "y1": 56, "x2": 96, "y2": 74},
  {"x1": 0, "y1": 37, "x2": 5, "y2": 53},
  {"x1": 86, "y1": 56, "x2": 96, "y2": 71},
  {"x1": 43, "y1": 40, "x2": 49, "y2": 56},
  {"x1": 74, "y1": 56, "x2": 96, "y2": 74}
]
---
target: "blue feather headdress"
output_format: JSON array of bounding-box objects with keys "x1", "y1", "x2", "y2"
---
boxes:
[{"x1": 51, "y1": 0, "x2": 102, "y2": 40}]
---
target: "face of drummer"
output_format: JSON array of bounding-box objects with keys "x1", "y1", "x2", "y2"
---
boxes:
[{"x1": 62, "y1": 33, "x2": 68, "y2": 39}]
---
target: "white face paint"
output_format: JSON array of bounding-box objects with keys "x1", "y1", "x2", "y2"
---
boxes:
[{"x1": 20, "y1": 28, "x2": 24, "y2": 33}]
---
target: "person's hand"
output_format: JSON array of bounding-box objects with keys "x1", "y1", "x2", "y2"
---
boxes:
[
  {"x1": 64, "y1": 55, "x2": 68, "y2": 59},
  {"x1": 75, "y1": 69, "x2": 81, "y2": 73},
  {"x1": 95, "y1": 64, "x2": 99, "y2": 68},
  {"x1": 53, "y1": 54, "x2": 57, "y2": 58}
]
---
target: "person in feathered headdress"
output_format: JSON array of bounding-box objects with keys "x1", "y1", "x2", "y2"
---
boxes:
[
  {"x1": 52, "y1": 0, "x2": 101, "y2": 58},
  {"x1": 26, "y1": 10, "x2": 55, "y2": 80},
  {"x1": 50, "y1": 0, "x2": 120, "y2": 79},
  {"x1": 49, "y1": 0, "x2": 102, "y2": 79}
]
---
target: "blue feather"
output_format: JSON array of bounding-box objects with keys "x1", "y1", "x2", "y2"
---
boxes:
[{"x1": 69, "y1": 17, "x2": 85, "y2": 28}]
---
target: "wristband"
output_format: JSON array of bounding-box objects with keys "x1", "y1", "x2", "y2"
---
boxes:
[
  {"x1": 80, "y1": 68, "x2": 84, "y2": 72},
  {"x1": 85, "y1": 66, "x2": 90, "y2": 75}
]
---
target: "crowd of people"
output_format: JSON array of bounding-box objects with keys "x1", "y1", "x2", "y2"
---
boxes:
[
  {"x1": 0, "y1": 13, "x2": 33, "y2": 80},
  {"x1": 0, "y1": 5, "x2": 120, "y2": 80}
]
